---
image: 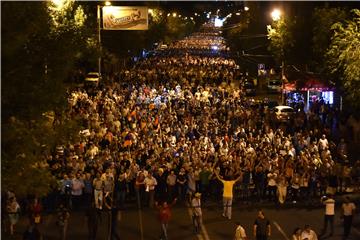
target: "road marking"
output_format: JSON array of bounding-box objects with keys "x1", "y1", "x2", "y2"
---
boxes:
[
  {"x1": 273, "y1": 221, "x2": 290, "y2": 240},
  {"x1": 186, "y1": 206, "x2": 204, "y2": 240},
  {"x1": 353, "y1": 226, "x2": 360, "y2": 236},
  {"x1": 200, "y1": 222, "x2": 210, "y2": 240},
  {"x1": 136, "y1": 192, "x2": 144, "y2": 240}
]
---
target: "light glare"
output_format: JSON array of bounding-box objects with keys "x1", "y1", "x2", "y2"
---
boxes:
[{"x1": 271, "y1": 9, "x2": 281, "y2": 21}]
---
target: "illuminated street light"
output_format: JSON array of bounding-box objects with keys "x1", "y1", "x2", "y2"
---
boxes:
[
  {"x1": 271, "y1": 9, "x2": 281, "y2": 21},
  {"x1": 167, "y1": 13, "x2": 170, "y2": 17},
  {"x1": 172, "y1": 12, "x2": 177, "y2": 17},
  {"x1": 270, "y1": 9, "x2": 284, "y2": 103},
  {"x1": 105, "y1": 1, "x2": 111, "y2": 6},
  {"x1": 244, "y1": 6, "x2": 249, "y2": 11},
  {"x1": 178, "y1": 14, "x2": 182, "y2": 17},
  {"x1": 236, "y1": 12, "x2": 240, "y2": 16},
  {"x1": 50, "y1": 0, "x2": 68, "y2": 11},
  {"x1": 148, "y1": 8, "x2": 154, "y2": 16}
]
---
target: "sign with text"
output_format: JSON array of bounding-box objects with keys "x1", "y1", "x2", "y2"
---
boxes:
[{"x1": 103, "y1": 6, "x2": 148, "y2": 30}]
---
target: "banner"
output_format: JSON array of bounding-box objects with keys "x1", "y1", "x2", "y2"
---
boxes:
[{"x1": 102, "y1": 6, "x2": 148, "y2": 30}]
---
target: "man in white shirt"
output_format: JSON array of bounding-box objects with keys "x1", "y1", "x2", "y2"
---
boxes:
[
  {"x1": 144, "y1": 172, "x2": 157, "y2": 208},
  {"x1": 318, "y1": 134, "x2": 329, "y2": 151},
  {"x1": 191, "y1": 193, "x2": 202, "y2": 234},
  {"x1": 320, "y1": 195, "x2": 335, "y2": 237},
  {"x1": 234, "y1": 222, "x2": 247, "y2": 240},
  {"x1": 341, "y1": 196, "x2": 356, "y2": 239}
]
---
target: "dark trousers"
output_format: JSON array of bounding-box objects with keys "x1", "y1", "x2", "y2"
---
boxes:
[
  {"x1": 343, "y1": 215, "x2": 353, "y2": 237},
  {"x1": 322, "y1": 215, "x2": 334, "y2": 235},
  {"x1": 199, "y1": 184, "x2": 209, "y2": 202},
  {"x1": 267, "y1": 186, "x2": 277, "y2": 201},
  {"x1": 256, "y1": 235, "x2": 268, "y2": 240},
  {"x1": 167, "y1": 185, "x2": 176, "y2": 202}
]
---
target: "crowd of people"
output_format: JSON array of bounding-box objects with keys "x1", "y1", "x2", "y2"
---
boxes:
[
  {"x1": 4, "y1": 21, "x2": 359, "y2": 239},
  {"x1": 56, "y1": 25, "x2": 359, "y2": 211}
]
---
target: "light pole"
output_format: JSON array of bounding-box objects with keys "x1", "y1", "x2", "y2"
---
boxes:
[
  {"x1": 97, "y1": 5, "x2": 101, "y2": 76},
  {"x1": 97, "y1": 2, "x2": 111, "y2": 77},
  {"x1": 271, "y1": 8, "x2": 285, "y2": 104}
]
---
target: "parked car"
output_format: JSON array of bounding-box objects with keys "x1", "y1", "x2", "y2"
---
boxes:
[
  {"x1": 267, "y1": 79, "x2": 282, "y2": 93},
  {"x1": 272, "y1": 105, "x2": 294, "y2": 122},
  {"x1": 85, "y1": 72, "x2": 101, "y2": 82},
  {"x1": 244, "y1": 81, "x2": 256, "y2": 96}
]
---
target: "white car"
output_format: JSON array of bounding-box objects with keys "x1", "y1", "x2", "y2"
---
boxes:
[
  {"x1": 273, "y1": 106, "x2": 294, "y2": 122},
  {"x1": 85, "y1": 72, "x2": 101, "y2": 82}
]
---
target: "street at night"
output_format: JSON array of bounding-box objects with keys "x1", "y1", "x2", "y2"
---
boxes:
[{"x1": 2, "y1": 1, "x2": 360, "y2": 240}]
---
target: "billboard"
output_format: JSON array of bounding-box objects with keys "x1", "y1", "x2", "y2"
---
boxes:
[{"x1": 103, "y1": 6, "x2": 148, "y2": 30}]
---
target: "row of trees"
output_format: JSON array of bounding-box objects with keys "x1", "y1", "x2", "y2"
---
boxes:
[
  {"x1": 1, "y1": 1, "x2": 201, "y2": 196},
  {"x1": 2, "y1": 1, "x2": 93, "y2": 196},
  {"x1": 224, "y1": 4, "x2": 360, "y2": 109}
]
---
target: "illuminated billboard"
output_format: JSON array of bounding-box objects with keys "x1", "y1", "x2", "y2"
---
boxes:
[{"x1": 103, "y1": 6, "x2": 148, "y2": 30}]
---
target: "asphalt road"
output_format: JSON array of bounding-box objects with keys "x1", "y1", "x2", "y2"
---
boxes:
[{"x1": 5, "y1": 198, "x2": 360, "y2": 240}]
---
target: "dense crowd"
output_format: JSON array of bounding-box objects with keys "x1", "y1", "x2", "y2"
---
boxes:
[
  {"x1": 51, "y1": 24, "x2": 359, "y2": 211},
  {"x1": 4, "y1": 21, "x2": 359, "y2": 239}
]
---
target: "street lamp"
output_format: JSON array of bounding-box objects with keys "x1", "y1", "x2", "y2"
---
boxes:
[
  {"x1": 97, "y1": 1, "x2": 113, "y2": 77},
  {"x1": 271, "y1": 9, "x2": 281, "y2": 21},
  {"x1": 270, "y1": 8, "x2": 285, "y2": 104},
  {"x1": 244, "y1": 6, "x2": 249, "y2": 11},
  {"x1": 148, "y1": 8, "x2": 154, "y2": 16}
]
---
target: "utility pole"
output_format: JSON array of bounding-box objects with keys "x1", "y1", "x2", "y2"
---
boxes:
[
  {"x1": 281, "y1": 60, "x2": 285, "y2": 104},
  {"x1": 97, "y1": 5, "x2": 102, "y2": 76}
]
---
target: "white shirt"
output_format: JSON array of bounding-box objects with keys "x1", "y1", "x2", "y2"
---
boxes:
[
  {"x1": 144, "y1": 176, "x2": 157, "y2": 191},
  {"x1": 342, "y1": 202, "x2": 356, "y2": 216},
  {"x1": 191, "y1": 198, "x2": 202, "y2": 216},
  {"x1": 267, "y1": 173, "x2": 277, "y2": 186},
  {"x1": 323, "y1": 198, "x2": 335, "y2": 215},
  {"x1": 318, "y1": 138, "x2": 328, "y2": 149}
]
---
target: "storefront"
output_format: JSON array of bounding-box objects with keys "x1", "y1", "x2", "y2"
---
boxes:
[{"x1": 284, "y1": 79, "x2": 335, "y2": 111}]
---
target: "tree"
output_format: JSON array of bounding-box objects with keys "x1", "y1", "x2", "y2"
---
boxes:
[
  {"x1": 2, "y1": 1, "x2": 94, "y2": 196},
  {"x1": 327, "y1": 9, "x2": 360, "y2": 108},
  {"x1": 312, "y1": 7, "x2": 348, "y2": 73},
  {"x1": 267, "y1": 17, "x2": 295, "y2": 65}
]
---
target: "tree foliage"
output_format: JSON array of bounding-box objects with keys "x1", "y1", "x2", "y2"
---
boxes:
[
  {"x1": 267, "y1": 18, "x2": 295, "y2": 64},
  {"x1": 327, "y1": 9, "x2": 360, "y2": 107},
  {"x1": 2, "y1": 1, "x2": 93, "y2": 196},
  {"x1": 312, "y1": 7, "x2": 348, "y2": 72}
]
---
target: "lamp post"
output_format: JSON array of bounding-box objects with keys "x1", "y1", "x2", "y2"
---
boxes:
[
  {"x1": 271, "y1": 8, "x2": 285, "y2": 104},
  {"x1": 97, "y1": 5, "x2": 101, "y2": 76},
  {"x1": 97, "y1": 2, "x2": 111, "y2": 77}
]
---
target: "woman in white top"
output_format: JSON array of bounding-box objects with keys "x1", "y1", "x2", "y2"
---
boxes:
[{"x1": 234, "y1": 222, "x2": 247, "y2": 240}]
